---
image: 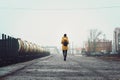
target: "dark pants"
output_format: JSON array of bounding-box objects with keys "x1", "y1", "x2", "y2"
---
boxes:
[{"x1": 63, "y1": 50, "x2": 67, "y2": 61}]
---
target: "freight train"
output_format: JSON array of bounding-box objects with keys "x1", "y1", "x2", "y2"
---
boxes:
[{"x1": 0, "y1": 34, "x2": 50, "y2": 61}]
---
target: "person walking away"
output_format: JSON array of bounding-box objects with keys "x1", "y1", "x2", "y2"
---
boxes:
[{"x1": 61, "y1": 34, "x2": 69, "y2": 61}]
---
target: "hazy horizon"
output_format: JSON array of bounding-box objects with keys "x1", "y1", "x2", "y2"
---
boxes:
[{"x1": 0, "y1": 0, "x2": 120, "y2": 48}]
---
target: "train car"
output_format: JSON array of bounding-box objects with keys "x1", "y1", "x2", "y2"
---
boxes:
[
  {"x1": 0, "y1": 37, "x2": 19, "y2": 59},
  {"x1": 0, "y1": 34, "x2": 50, "y2": 60}
]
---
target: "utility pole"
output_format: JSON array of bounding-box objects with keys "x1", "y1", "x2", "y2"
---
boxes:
[{"x1": 72, "y1": 41, "x2": 74, "y2": 54}]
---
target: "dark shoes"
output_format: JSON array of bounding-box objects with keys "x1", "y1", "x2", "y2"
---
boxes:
[{"x1": 64, "y1": 58, "x2": 66, "y2": 61}]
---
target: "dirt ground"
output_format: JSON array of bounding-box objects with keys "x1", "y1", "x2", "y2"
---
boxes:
[{"x1": 98, "y1": 56, "x2": 120, "y2": 61}]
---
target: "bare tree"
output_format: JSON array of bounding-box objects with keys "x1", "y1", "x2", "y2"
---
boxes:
[{"x1": 87, "y1": 29, "x2": 102, "y2": 53}]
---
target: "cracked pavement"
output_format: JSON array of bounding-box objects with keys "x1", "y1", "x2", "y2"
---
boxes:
[{"x1": 2, "y1": 54, "x2": 120, "y2": 80}]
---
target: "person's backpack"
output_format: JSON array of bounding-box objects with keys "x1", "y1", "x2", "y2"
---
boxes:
[{"x1": 63, "y1": 39, "x2": 68, "y2": 46}]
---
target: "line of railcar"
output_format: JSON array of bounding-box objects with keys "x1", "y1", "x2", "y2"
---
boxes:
[{"x1": 0, "y1": 34, "x2": 50, "y2": 61}]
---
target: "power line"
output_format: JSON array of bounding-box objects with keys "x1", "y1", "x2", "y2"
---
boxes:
[
  {"x1": 82, "y1": 6, "x2": 120, "y2": 9},
  {"x1": 0, "y1": 6, "x2": 120, "y2": 11}
]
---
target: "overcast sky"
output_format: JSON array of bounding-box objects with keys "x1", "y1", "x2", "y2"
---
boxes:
[{"x1": 0, "y1": 0, "x2": 120, "y2": 48}]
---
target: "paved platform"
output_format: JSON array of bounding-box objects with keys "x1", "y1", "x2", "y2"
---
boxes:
[
  {"x1": 0, "y1": 55, "x2": 52, "y2": 78},
  {"x1": 1, "y1": 54, "x2": 120, "y2": 80}
]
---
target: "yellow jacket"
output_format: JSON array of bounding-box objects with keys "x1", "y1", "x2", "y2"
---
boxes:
[{"x1": 61, "y1": 37, "x2": 69, "y2": 50}]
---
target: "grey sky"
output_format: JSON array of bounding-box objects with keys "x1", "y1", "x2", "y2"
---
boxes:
[{"x1": 0, "y1": 0, "x2": 120, "y2": 48}]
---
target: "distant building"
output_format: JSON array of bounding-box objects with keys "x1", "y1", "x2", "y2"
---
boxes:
[
  {"x1": 85, "y1": 39, "x2": 112, "y2": 53},
  {"x1": 113, "y1": 28, "x2": 120, "y2": 53}
]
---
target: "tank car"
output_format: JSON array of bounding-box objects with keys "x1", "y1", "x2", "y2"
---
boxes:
[
  {"x1": 0, "y1": 34, "x2": 50, "y2": 60},
  {"x1": 17, "y1": 38, "x2": 50, "y2": 56}
]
